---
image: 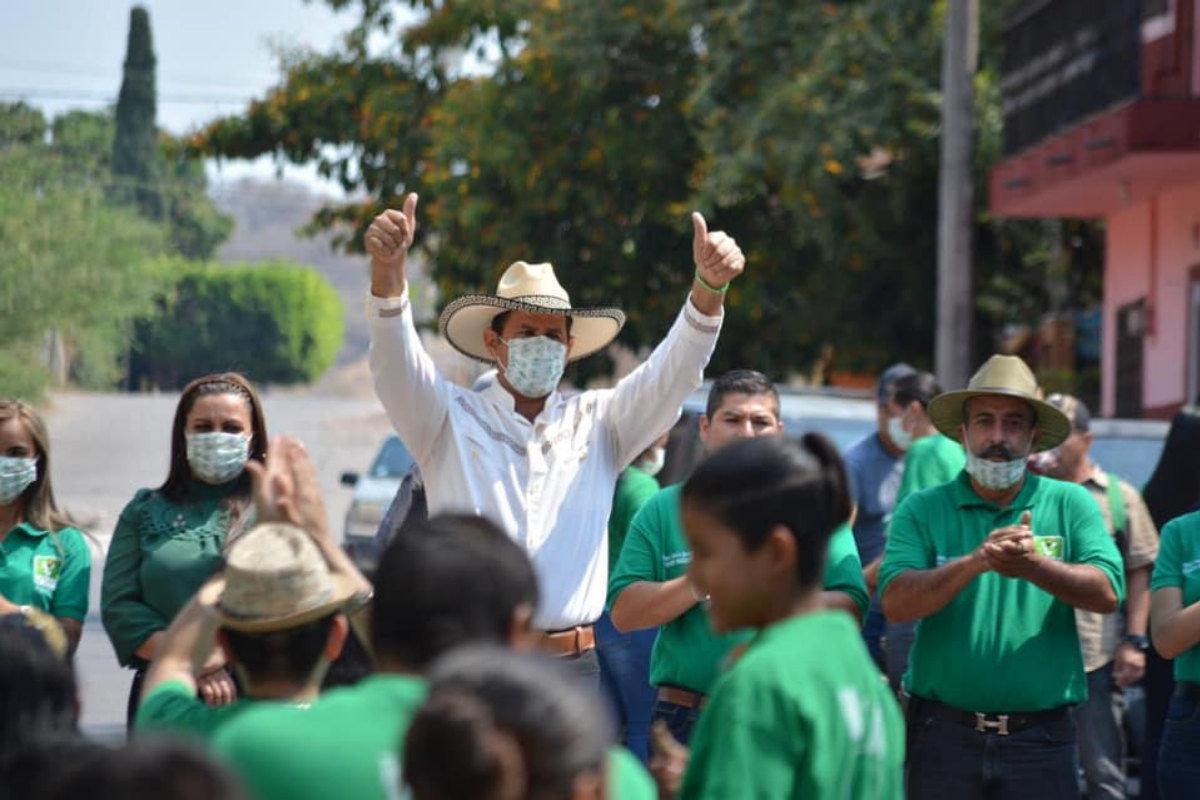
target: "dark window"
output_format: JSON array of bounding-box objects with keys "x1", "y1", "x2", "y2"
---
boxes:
[{"x1": 1115, "y1": 299, "x2": 1145, "y2": 418}]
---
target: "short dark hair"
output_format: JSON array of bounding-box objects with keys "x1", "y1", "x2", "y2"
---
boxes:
[
  {"x1": 34, "y1": 739, "x2": 248, "y2": 800},
  {"x1": 705, "y1": 369, "x2": 779, "y2": 420},
  {"x1": 681, "y1": 434, "x2": 851, "y2": 590},
  {"x1": 403, "y1": 647, "x2": 609, "y2": 800},
  {"x1": 891, "y1": 372, "x2": 942, "y2": 411},
  {"x1": 0, "y1": 615, "x2": 77, "y2": 753},
  {"x1": 371, "y1": 515, "x2": 539, "y2": 669},
  {"x1": 221, "y1": 614, "x2": 338, "y2": 687},
  {"x1": 489, "y1": 311, "x2": 572, "y2": 337}
]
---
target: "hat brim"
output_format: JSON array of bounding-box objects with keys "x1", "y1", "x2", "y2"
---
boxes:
[
  {"x1": 199, "y1": 572, "x2": 362, "y2": 634},
  {"x1": 438, "y1": 295, "x2": 625, "y2": 364},
  {"x1": 927, "y1": 388, "x2": 1072, "y2": 453}
]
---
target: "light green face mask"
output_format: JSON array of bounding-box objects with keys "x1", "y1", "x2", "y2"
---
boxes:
[
  {"x1": 186, "y1": 432, "x2": 251, "y2": 485},
  {"x1": 962, "y1": 427, "x2": 1034, "y2": 490},
  {"x1": 0, "y1": 456, "x2": 37, "y2": 505},
  {"x1": 500, "y1": 336, "x2": 568, "y2": 399}
]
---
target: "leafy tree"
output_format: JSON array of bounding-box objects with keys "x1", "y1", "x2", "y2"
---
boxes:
[{"x1": 193, "y1": 0, "x2": 1106, "y2": 381}]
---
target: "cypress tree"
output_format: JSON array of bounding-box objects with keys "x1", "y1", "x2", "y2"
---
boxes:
[{"x1": 112, "y1": 6, "x2": 162, "y2": 218}]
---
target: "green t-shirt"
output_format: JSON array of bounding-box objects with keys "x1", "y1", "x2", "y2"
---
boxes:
[
  {"x1": 608, "y1": 484, "x2": 869, "y2": 694},
  {"x1": 0, "y1": 522, "x2": 90, "y2": 620},
  {"x1": 1150, "y1": 510, "x2": 1200, "y2": 684},
  {"x1": 134, "y1": 680, "x2": 264, "y2": 740},
  {"x1": 608, "y1": 466, "x2": 661, "y2": 577},
  {"x1": 896, "y1": 434, "x2": 965, "y2": 506},
  {"x1": 879, "y1": 471, "x2": 1125, "y2": 712},
  {"x1": 102, "y1": 481, "x2": 251, "y2": 666},
  {"x1": 214, "y1": 674, "x2": 427, "y2": 800},
  {"x1": 680, "y1": 612, "x2": 904, "y2": 800},
  {"x1": 609, "y1": 745, "x2": 655, "y2": 800}
]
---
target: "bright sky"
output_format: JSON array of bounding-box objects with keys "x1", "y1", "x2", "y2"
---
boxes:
[{"x1": 0, "y1": 0, "x2": 406, "y2": 195}]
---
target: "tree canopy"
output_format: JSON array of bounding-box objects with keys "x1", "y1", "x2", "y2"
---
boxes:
[{"x1": 193, "y1": 0, "x2": 1103, "y2": 383}]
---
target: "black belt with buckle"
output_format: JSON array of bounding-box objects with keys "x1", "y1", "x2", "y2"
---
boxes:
[{"x1": 914, "y1": 696, "x2": 1068, "y2": 737}]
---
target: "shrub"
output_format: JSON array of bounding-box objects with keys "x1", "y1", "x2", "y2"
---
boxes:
[{"x1": 131, "y1": 259, "x2": 344, "y2": 389}]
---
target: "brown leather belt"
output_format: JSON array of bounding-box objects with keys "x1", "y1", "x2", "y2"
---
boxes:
[
  {"x1": 656, "y1": 685, "x2": 707, "y2": 709},
  {"x1": 538, "y1": 625, "x2": 596, "y2": 657}
]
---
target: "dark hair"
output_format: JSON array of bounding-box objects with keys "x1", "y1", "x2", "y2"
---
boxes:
[
  {"x1": 681, "y1": 434, "x2": 851, "y2": 589},
  {"x1": 705, "y1": 369, "x2": 779, "y2": 420},
  {"x1": 489, "y1": 311, "x2": 573, "y2": 338},
  {"x1": 0, "y1": 615, "x2": 78, "y2": 754},
  {"x1": 403, "y1": 647, "x2": 610, "y2": 800},
  {"x1": 372, "y1": 515, "x2": 539, "y2": 669},
  {"x1": 876, "y1": 362, "x2": 917, "y2": 406},
  {"x1": 1143, "y1": 407, "x2": 1200, "y2": 529},
  {"x1": 34, "y1": 739, "x2": 248, "y2": 800},
  {"x1": 222, "y1": 614, "x2": 338, "y2": 687},
  {"x1": 160, "y1": 373, "x2": 268, "y2": 503},
  {"x1": 891, "y1": 372, "x2": 942, "y2": 411}
]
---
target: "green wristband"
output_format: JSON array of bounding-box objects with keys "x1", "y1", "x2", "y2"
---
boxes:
[{"x1": 694, "y1": 270, "x2": 729, "y2": 295}]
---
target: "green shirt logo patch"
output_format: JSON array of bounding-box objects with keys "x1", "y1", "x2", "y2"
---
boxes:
[
  {"x1": 33, "y1": 555, "x2": 61, "y2": 594},
  {"x1": 1033, "y1": 536, "x2": 1064, "y2": 560}
]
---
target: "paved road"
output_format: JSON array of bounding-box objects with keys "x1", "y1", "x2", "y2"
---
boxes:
[{"x1": 43, "y1": 389, "x2": 393, "y2": 737}]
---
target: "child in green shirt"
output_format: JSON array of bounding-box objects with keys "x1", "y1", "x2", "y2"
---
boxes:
[{"x1": 672, "y1": 434, "x2": 903, "y2": 800}]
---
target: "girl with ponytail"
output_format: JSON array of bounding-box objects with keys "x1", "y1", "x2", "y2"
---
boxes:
[{"x1": 673, "y1": 434, "x2": 905, "y2": 799}]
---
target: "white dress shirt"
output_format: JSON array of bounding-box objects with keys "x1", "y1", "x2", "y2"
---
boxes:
[{"x1": 368, "y1": 288, "x2": 722, "y2": 629}]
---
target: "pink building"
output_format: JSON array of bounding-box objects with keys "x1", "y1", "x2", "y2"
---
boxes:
[{"x1": 990, "y1": 0, "x2": 1200, "y2": 418}]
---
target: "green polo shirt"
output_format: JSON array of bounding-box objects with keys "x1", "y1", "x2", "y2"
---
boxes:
[
  {"x1": 135, "y1": 680, "x2": 282, "y2": 741},
  {"x1": 680, "y1": 612, "x2": 904, "y2": 799},
  {"x1": 1151, "y1": 510, "x2": 1200, "y2": 684},
  {"x1": 879, "y1": 471, "x2": 1124, "y2": 713},
  {"x1": 608, "y1": 466, "x2": 661, "y2": 576},
  {"x1": 895, "y1": 434, "x2": 965, "y2": 506},
  {"x1": 608, "y1": 484, "x2": 869, "y2": 694},
  {"x1": 1, "y1": 522, "x2": 90, "y2": 620},
  {"x1": 609, "y1": 746, "x2": 655, "y2": 799},
  {"x1": 215, "y1": 674, "x2": 426, "y2": 800}
]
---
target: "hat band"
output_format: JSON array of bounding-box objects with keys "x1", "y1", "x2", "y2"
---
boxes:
[
  {"x1": 219, "y1": 584, "x2": 334, "y2": 622},
  {"x1": 499, "y1": 294, "x2": 572, "y2": 310}
]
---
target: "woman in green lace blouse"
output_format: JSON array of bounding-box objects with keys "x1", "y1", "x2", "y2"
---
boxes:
[
  {"x1": 0, "y1": 399, "x2": 92, "y2": 656},
  {"x1": 101, "y1": 373, "x2": 268, "y2": 727}
]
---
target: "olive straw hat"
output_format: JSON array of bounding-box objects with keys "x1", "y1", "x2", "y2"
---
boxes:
[{"x1": 927, "y1": 354, "x2": 1072, "y2": 453}]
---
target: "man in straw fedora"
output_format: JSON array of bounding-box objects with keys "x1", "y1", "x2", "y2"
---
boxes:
[
  {"x1": 878, "y1": 355, "x2": 1125, "y2": 798},
  {"x1": 135, "y1": 436, "x2": 372, "y2": 740},
  {"x1": 363, "y1": 193, "x2": 744, "y2": 680}
]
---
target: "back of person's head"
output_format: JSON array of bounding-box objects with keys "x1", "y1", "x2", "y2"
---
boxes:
[
  {"x1": 1143, "y1": 406, "x2": 1200, "y2": 529},
  {"x1": 681, "y1": 434, "x2": 851, "y2": 589},
  {"x1": 891, "y1": 372, "x2": 942, "y2": 412},
  {"x1": 403, "y1": 647, "x2": 610, "y2": 800},
  {"x1": 220, "y1": 614, "x2": 340, "y2": 689},
  {"x1": 372, "y1": 515, "x2": 539, "y2": 670},
  {"x1": 705, "y1": 369, "x2": 779, "y2": 419},
  {"x1": 35, "y1": 739, "x2": 248, "y2": 800},
  {"x1": 0, "y1": 613, "x2": 78, "y2": 754}
]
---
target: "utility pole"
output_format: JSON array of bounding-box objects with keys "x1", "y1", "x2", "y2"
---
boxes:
[{"x1": 936, "y1": 0, "x2": 979, "y2": 389}]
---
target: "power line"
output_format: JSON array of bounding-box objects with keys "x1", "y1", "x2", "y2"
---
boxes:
[{"x1": 0, "y1": 87, "x2": 252, "y2": 106}]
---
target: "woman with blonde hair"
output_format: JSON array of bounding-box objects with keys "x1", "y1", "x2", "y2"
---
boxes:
[
  {"x1": 102, "y1": 372, "x2": 268, "y2": 727},
  {"x1": 0, "y1": 399, "x2": 92, "y2": 656}
]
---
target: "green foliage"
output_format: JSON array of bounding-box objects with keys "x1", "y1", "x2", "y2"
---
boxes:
[
  {"x1": 0, "y1": 131, "x2": 170, "y2": 396},
  {"x1": 192, "y1": 0, "x2": 1107, "y2": 381},
  {"x1": 112, "y1": 5, "x2": 163, "y2": 219},
  {"x1": 131, "y1": 260, "x2": 345, "y2": 388}
]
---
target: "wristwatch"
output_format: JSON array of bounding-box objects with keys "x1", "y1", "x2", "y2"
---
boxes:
[{"x1": 1122, "y1": 634, "x2": 1150, "y2": 652}]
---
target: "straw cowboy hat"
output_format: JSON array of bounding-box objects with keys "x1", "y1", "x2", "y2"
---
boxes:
[
  {"x1": 927, "y1": 355, "x2": 1071, "y2": 453},
  {"x1": 439, "y1": 261, "x2": 626, "y2": 363},
  {"x1": 198, "y1": 522, "x2": 360, "y2": 633}
]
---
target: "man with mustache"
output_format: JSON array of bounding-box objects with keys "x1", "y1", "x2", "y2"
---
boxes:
[{"x1": 879, "y1": 355, "x2": 1125, "y2": 799}]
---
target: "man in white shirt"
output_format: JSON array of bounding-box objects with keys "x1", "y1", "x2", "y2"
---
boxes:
[{"x1": 364, "y1": 193, "x2": 744, "y2": 680}]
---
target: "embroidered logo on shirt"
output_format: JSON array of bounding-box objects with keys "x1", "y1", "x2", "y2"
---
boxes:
[
  {"x1": 663, "y1": 552, "x2": 692, "y2": 569},
  {"x1": 32, "y1": 555, "x2": 61, "y2": 594},
  {"x1": 1182, "y1": 559, "x2": 1200, "y2": 576},
  {"x1": 1033, "y1": 535, "x2": 1065, "y2": 560}
]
